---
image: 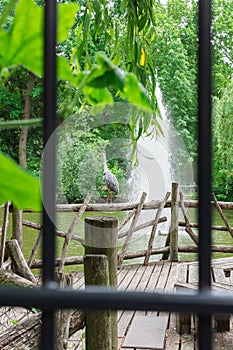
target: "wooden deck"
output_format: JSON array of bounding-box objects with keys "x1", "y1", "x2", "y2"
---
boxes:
[{"x1": 69, "y1": 257, "x2": 233, "y2": 349}]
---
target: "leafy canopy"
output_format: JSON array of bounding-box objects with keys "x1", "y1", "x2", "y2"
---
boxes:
[{"x1": 0, "y1": 0, "x2": 155, "y2": 210}]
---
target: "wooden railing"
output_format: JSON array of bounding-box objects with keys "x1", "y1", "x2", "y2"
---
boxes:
[{"x1": 1, "y1": 182, "x2": 233, "y2": 270}]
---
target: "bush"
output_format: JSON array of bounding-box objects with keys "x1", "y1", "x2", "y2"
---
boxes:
[{"x1": 57, "y1": 130, "x2": 108, "y2": 203}]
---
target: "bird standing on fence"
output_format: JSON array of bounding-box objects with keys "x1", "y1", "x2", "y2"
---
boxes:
[{"x1": 100, "y1": 152, "x2": 119, "y2": 202}]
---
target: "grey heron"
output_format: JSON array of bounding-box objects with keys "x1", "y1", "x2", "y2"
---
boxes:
[{"x1": 100, "y1": 152, "x2": 119, "y2": 201}]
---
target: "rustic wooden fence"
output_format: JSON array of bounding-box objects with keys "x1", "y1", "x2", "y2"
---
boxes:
[
  {"x1": 1, "y1": 182, "x2": 233, "y2": 272},
  {"x1": 1, "y1": 182, "x2": 233, "y2": 348}
]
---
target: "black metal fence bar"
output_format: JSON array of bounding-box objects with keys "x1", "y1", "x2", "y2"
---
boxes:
[
  {"x1": 198, "y1": 0, "x2": 212, "y2": 348},
  {"x1": 42, "y1": 0, "x2": 57, "y2": 285},
  {"x1": 42, "y1": 0, "x2": 57, "y2": 349},
  {"x1": 0, "y1": 288, "x2": 233, "y2": 314},
  {"x1": 198, "y1": 0, "x2": 212, "y2": 292},
  {"x1": 0, "y1": 1, "x2": 217, "y2": 349}
]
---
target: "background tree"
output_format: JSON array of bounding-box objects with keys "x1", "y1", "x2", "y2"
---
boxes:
[
  {"x1": 212, "y1": 78, "x2": 233, "y2": 200},
  {"x1": 152, "y1": 0, "x2": 198, "y2": 164},
  {"x1": 150, "y1": 0, "x2": 233, "y2": 199}
]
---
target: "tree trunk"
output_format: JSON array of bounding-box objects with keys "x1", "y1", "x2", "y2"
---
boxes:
[
  {"x1": 19, "y1": 72, "x2": 35, "y2": 168},
  {"x1": 13, "y1": 72, "x2": 35, "y2": 247}
]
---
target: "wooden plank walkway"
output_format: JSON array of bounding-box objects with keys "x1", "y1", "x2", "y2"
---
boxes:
[
  {"x1": 68, "y1": 257, "x2": 233, "y2": 349},
  {"x1": 1, "y1": 258, "x2": 233, "y2": 348}
]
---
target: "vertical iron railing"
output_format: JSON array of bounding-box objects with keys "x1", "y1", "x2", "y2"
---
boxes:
[
  {"x1": 42, "y1": 1, "x2": 57, "y2": 348},
  {"x1": 198, "y1": 0, "x2": 212, "y2": 349}
]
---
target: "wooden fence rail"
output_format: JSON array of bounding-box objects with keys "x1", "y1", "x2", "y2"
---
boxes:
[
  {"x1": 2, "y1": 183, "x2": 233, "y2": 269},
  {"x1": 21, "y1": 199, "x2": 233, "y2": 212}
]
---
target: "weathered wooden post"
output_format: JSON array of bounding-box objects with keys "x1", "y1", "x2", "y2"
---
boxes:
[
  {"x1": 12, "y1": 206, "x2": 23, "y2": 248},
  {"x1": 56, "y1": 272, "x2": 73, "y2": 350},
  {"x1": 144, "y1": 192, "x2": 170, "y2": 265},
  {"x1": 170, "y1": 182, "x2": 179, "y2": 262},
  {"x1": 85, "y1": 216, "x2": 118, "y2": 350},
  {"x1": 118, "y1": 192, "x2": 147, "y2": 267},
  {"x1": 58, "y1": 193, "x2": 91, "y2": 273},
  {"x1": 0, "y1": 201, "x2": 10, "y2": 268},
  {"x1": 6, "y1": 239, "x2": 37, "y2": 283},
  {"x1": 84, "y1": 255, "x2": 112, "y2": 350}
]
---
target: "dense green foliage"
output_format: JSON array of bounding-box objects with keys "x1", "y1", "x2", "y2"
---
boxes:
[
  {"x1": 151, "y1": 0, "x2": 233, "y2": 200},
  {"x1": 152, "y1": 0, "x2": 198, "y2": 163},
  {"x1": 0, "y1": 0, "x2": 156, "y2": 207},
  {"x1": 212, "y1": 79, "x2": 233, "y2": 200},
  {"x1": 1, "y1": 0, "x2": 233, "y2": 206}
]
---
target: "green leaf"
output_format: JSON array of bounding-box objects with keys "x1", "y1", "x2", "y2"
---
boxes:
[
  {"x1": 122, "y1": 73, "x2": 153, "y2": 111},
  {"x1": 87, "y1": 67, "x2": 125, "y2": 90},
  {"x1": 57, "y1": 3, "x2": 79, "y2": 43},
  {"x1": 86, "y1": 54, "x2": 125, "y2": 91},
  {"x1": 0, "y1": 0, "x2": 78, "y2": 77},
  {"x1": 138, "y1": 14, "x2": 148, "y2": 31},
  {"x1": 0, "y1": 0, "x2": 43, "y2": 75},
  {"x1": 0, "y1": 153, "x2": 41, "y2": 211},
  {"x1": 82, "y1": 54, "x2": 155, "y2": 111},
  {"x1": 57, "y1": 56, "x2": 78, "y2": 86},
  {"x1": 82, "y1": 86, "x2": 113, "y2": 105}
]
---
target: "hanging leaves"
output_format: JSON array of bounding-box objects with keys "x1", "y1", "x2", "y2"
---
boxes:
[{"x1": 0, "y1": 0, "x2": 161, "y2": 210}]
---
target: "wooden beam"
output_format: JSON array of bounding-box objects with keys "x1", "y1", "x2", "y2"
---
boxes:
[
  {"x1": 144, "y1": 192, "x2": 170, "y2": 265},
  {"x1": 118, "y1": 192, "x2": 147, "y2": 266},
  {"x1": 22, "y1": 199, "x2": 233, "y2": 213},
  {"x1": 58, "y1": 193, "x2": 91, "y2": 272},
  {"x1": 6, "y1": 239, "x2": 37, "y2": 283},
  {"x1": 170, "y1": 183, "x2": 179, "y2": 262}
]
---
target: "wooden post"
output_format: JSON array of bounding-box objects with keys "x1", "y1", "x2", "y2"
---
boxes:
[
  {"x1": 12, "y1": 206, "x2": 23, "y2": 248},
  {"x1": 0, "y1": 201, "x2": 10, "y2": 268},
  {"x1": 144, "y1": 192, "x2": 170, "y2": 265},
  {"x1": 161, "y1": 231, "x2": 170, "y2": 260},
  {"x1": 179, "y1": 191, "x2": 198, "y2": 245},
  {"x1": 176, "y1": 313, "x2": 192, "y2": 334},
  {"x1": 85, "y1": 216, "x2": 118, "y2": 350},
  {"x1": 56, "y1": 273, "x2": 73, "y2": 350},
  {"x1": 118, "y1": 209, "x2": 136, "y2": 231},
  {"x1": 58, "y1": 193, "x2": 91, "y2": 273},
  {"x1": 212, "y1": 192, "x2": 233, "y2": 239},
  {"x1": 84, "y1": 255, "x2": 112, "y2": 350},
  {"x1": 170, "y1": 183, "x2": 179, "y2": 262},
  {"x1": 0, "y1": 270, "x2": 35, "y2": 287},
  {"x1": 27, "y1": 230, "x2": 42, "y2": 268},
  {"x1": 6, "y1": 239, "x2": 37, "y2": 283},
  {"x1": 214, "y1": 314, "x2": 230, "y2": 332},
  {"x1": 118, "y1": 192, "x2": 147, "y2": 267}
]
